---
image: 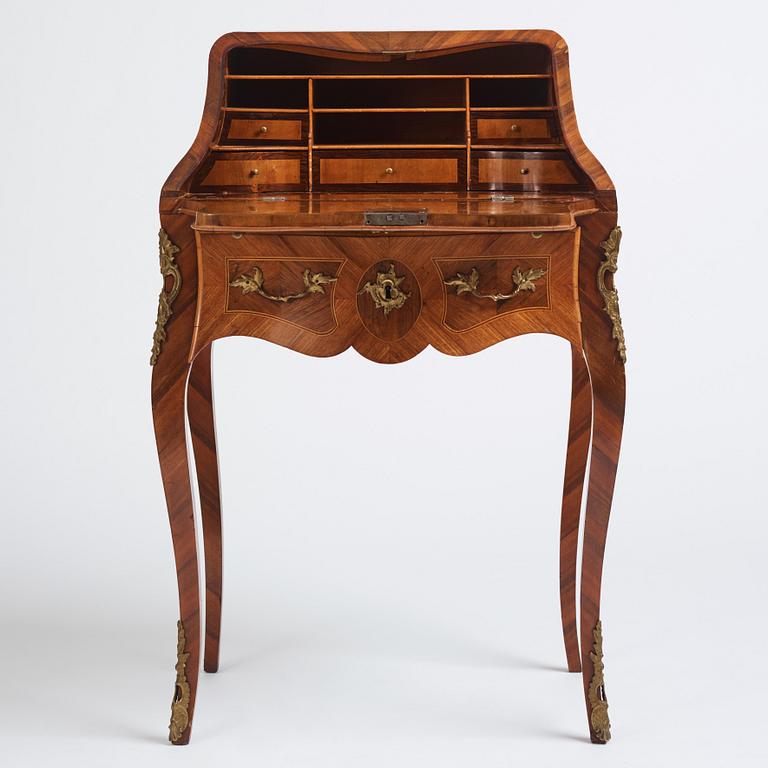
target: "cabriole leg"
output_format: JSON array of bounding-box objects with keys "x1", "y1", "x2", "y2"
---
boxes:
[
  {"x1": 559, "y1": 344, "x2": 592, "y2": 673},
  {"x1": 577, "y1": 221, "x2": 626, "y2": 743},
  {"x1": 152, "y1": 358, "x2": 199, "y2": 745},
  {"x1": 151, "y1": 222, "x2": 200, "y2": 745},
  {"x1": 188, "y1": 343, "x2": 224, "y2": 673}
]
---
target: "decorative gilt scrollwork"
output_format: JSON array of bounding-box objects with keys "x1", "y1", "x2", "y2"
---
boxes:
[
  {"x1": 358, "y1": 263, "x2": 410, "y2": 315},
  {"x1": 169, "y1": 620, "x2": 191, "y2": 743},
  {"x1": 229, "y1": 266, "x2": 337, "y2": 302},
  {"x1": 444, "y1": 265, "x2": 547, "y2": 303},
  {"x1": 150, "y1": 229, "x2": 182, "y2": 366},
  {"x1": 598, "y1": 226, "x2": 627, "y2": 363},
  {"x1": 588, "y1": 620, "x2": 611, "y2": 743}
]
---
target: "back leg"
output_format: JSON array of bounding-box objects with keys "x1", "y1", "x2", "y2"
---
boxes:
[
  {"x1": 188, "y1": 343, "x2": 224, "y2": 673},
  {"x1": 559, "y1": 344, "x2": 592, "y2": 672}
]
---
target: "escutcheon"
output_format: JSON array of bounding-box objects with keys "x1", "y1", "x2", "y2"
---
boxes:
[{"x1": 356, "y1": 261, "x2": 421, "y2": 341}]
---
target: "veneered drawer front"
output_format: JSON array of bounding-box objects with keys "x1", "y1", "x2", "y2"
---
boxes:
[
  {"x1": 319, "y1": 157, "x2": 458, "y2": 185},
  {"x1": 193, "y1": 152, "x2": 306, "y2": 191},
  {"x1": 433, "y1": 231, "x2": 578, "y2": 336},
  {"x1": 227, "y1": 118, "x2": 303, "y2": 142},
  {"x1": 472, "y1": 151, "x2": 588, "y2": 191},
  {"x1": 476, "y1": 118, "x2": 551, "y2": 141}
]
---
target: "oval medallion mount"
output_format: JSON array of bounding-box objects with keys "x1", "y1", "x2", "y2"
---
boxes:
[{"x1": 356, "y1": 261, "x2": 421, "y2": 341}]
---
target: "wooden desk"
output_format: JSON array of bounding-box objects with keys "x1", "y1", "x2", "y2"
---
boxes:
[{"x1": 151, "y1": 30, "x2": 626, "y2": 745}]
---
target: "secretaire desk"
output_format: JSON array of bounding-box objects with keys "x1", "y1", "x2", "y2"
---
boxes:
[{"x1": 150, "y1": 30, "x2": 626, "y2": 746}]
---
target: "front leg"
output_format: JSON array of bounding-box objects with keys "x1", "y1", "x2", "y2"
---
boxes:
[
  {"x1": 559, "y1": 344, "x2": 592, "y2": 673},
  {"x1": 150, "y1": 217, "x2": 201, "y2": 744},
  {"x1": 188, "y1": 343, "x2": 224, "y2": 673},
  {"x1": 577, "y1": 218, "x2": 626, "y2": 743}
]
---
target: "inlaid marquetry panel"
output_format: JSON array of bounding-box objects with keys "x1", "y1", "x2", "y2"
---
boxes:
[
  {"x1": 226, "y1": 259, "x2": 343, "y2": 333},
  {"x1": 356, "y1": 260, "x2": 421, "y2": 341},
  {"x1": 193, "y1": 230, "x2": 581, "y2": 363},
  {"x1": 436, "y1": 256, "x2": 550, "y2": 332}
]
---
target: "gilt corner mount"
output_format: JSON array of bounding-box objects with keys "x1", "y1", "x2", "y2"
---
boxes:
[
  {"x1": 598, "y1": 226, "x2": 627, "y2": 364},
  {"x1": 150, "y1": 229, "x2": 181, "y2": 366}
]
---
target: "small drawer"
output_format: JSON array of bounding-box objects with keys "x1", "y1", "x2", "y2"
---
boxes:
[
  {"x1": 229, "y1": 118, "x2": 303, "y2": 141},
  {"x1": 219, "y1": 112, "x2": 307, "y2": 146},
  {"x1": 476, "y1": 118, "x2": 550, "y2": 141},
  {"x1": 438, "y1": 255, "x2": 551, "y2": 331},
  {"x1": 314, "y1": 151, "x2": 465, "y2": 190},
  {"x1": 192, "y1": 152, "x2": 307, "y2": 192},
  {"x1": 471, "y1": 151, "x2": 588, "y2": 191}
]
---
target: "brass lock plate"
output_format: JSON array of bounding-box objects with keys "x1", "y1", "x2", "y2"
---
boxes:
[{"x1": 363, "y1": 211, "x2": 428, "y2": 226}]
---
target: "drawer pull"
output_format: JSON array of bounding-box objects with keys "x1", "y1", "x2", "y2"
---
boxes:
[
  {"x1": 444, "y1": 265, "x2": 547, "y2": 303},
  {"x1": 519, "y1": 167, "x2": 530, "y2": 175},
  {"x1": 259, "y1": 125, "x2": 268, "y2": 134},
  {"x1": 510, "y1": 124, "x2": 520, "y2": 132},
  {"x1": 358, "y1": 263, "x2": 409, "y2": 315},
  {"x1": 249, "y1": 168, "x2": 260, "y2": 177},
  {"x1": 230, "y1": 266, "x2": 337, "y2": 303},
  {"x1": 384, "y1": 167, "x2": 394, "y2": 175}
]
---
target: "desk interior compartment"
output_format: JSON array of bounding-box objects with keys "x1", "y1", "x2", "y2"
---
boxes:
[
  {"x1": 313, "y1": 77, "x2": 465, "y2": 109},
  {"x1": 192, "y1": 151, "x2": 308, "y2": 192},
  {"x1": 471, "y1": 110, "x2": 560, "y2": 146},
  {"x1": 313, "y1": 111, "x2": 466, "y2": 147},
  {"x1": 471, "y1": 150, "x2": 591, "y2": 191},
  {"x1": 219, "y1": 112, "x2": 308, "y2": 147},
  {"x1": 469, "y1": 78, "x2": 553, "y2": 109},
  {"x1": 314, "y1": 149, "x2": 466, "y2": 190},
  {"x1": 226, "y1": 78, "x2": 309, "y2": 110}
]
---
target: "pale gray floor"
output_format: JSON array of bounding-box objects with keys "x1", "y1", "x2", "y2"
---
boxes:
[{"x1": 3, "y1": 341, "x2": 766, "y2": 768}]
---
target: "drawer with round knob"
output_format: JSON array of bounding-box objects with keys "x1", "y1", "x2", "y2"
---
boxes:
[
  {"x1": 314, "y1": 150, "x2": 466, "y2": 190},
  {"x1": 219, "y1": 112, "x2": 307, "y2": 146},
  {"x1": 475, "y1": 117, "x2": 552, "y2": 142},
  {"x1": 192, "y1": 151, "x2": 307, "y2": 191},
  {"x1": 471, "y1": 151, "x2": 590, "y2": 191}
]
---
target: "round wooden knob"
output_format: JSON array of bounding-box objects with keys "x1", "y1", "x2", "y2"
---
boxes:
[
  {"x1": 519, "y1": 167, "x2": 530, "y2": 175},
  {"x1": 249, "y1": 168, "x2": 260, "y2": 177},
  {"x1": 510, "y1": 124, "x2": 520, "y2": 132},
  {"x1": 259, "y1": 125, "x2": 268, "y2": 134},
  {"x1": 384, "y1": 167, "x2": 394, "y2": 175}
]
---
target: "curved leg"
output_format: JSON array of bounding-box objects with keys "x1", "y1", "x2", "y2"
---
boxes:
[
  {"x1": 188, "y1": 343, "x2": 224, "y2": 673},
  {"x1": 151, "y1": 219, "x2": 200, "y2": 745},
  {"x1": 153, "y1": 357, "x2": 199, "y2": 745},
  {"x1": 577, "y1": 217, "x2": 626, "y2": 744},
  {"x1": 559, "y1": 344, "x2": 592, "y2": 673}
]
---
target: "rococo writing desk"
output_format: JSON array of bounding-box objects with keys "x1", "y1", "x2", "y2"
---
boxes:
[{"x1": 151, "y1": 30, "x2": 626, "y2": 746}]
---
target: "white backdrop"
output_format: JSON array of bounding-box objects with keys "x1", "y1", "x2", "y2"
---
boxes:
[{"x1": 1, "y1": 2, "x2": 767, "y2": 766}]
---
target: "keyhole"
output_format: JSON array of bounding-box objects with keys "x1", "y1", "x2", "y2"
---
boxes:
[{"x1": 384, "y1": 282, "x2": 393, "y2": 300}]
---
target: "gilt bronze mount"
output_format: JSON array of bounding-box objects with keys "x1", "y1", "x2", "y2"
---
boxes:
[
  {"x1": 358, "y1": 263, "x2": 410, "y2": 315},
  {"x1": 169, "y1": 620, "x2": 191, "y2": 744},
  {"x1": 598, "y1": 226, "x2": 627, "y2": 363},
  {"x1": 229, "y1": 266, "x2": 337, "y2": 302},
  {"x1": 587, "y1": 620, "x2": 611, "y2": 743},
  {"x1": 150, "y1": 229, "x2": 181, "y2": 366},
  {"x1": 444, "y1": 265, "x2": 547, "y2": 303}
]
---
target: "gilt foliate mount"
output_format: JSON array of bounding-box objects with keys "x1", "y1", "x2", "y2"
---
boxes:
[
  {"x1": 150, "y1": 229, "x2": 181, "y2": 366},
  {"x1": 598, "y1": 226, "x2": 627, "y2": 363},
  {"x1": 588, "y1": 620, "x2": 611, "y2": 743},
  {"x1": 444, "y1": 265, "x2": 547, "y2": 303},
  {"x1": 230, "y1": 266, "x2": 337, "y2": 302},
  {"x1": 169, "y1": 620, "x2": 191, "y2": 743},
  {"x1": 358, "y1": 263, "x2": 410, "y2": 315}
]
